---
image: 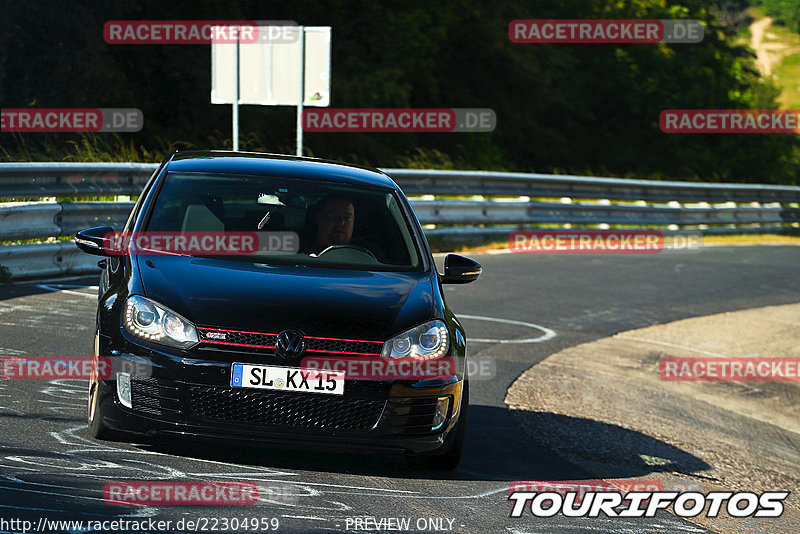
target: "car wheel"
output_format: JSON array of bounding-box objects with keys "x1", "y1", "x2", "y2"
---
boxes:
[
  {"x1": 88, "y1": 379, "x2": 121, "y2": 441},
  {"x1": 408, "y1": 380, "x2": 469, "y2": 471}
]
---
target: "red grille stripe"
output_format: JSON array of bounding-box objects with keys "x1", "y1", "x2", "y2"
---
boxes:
[
  {"x1": 306, "y1": 349, "x2": 382, "y2": 356},
  {"x1": 200, "y1": 339, "x2": 276, "y2": 350}
]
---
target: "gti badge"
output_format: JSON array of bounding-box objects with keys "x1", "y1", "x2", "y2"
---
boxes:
[
  {"x1": 276, "y1": 329, "x2": 306, "y2": 359},
  {"x1": 205, "y1": 331, "x2": 226, "y2": 340}
]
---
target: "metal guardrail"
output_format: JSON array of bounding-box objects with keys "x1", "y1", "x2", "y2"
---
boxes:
[
  {"x1": 387, "y1": 169, "x2": 800, "y2": 203},
  {"x1": 411, "y1": 200, "x2": 798, "y2": 226},
  {"x1": 4, "y1": 163, "x2": 800, "y2": 203},
  {"x1": 0, "y1": 162, "x2": 155, "y2": 199},
  {"x1": 0, "y1": 241, "x2": 98, "y2": 280},
  {"x1": 1, "y1": 162, "x2": 799, "y2": 280},
  {"x1": 0, "y1": 201, "x2": 133, "y2": 241}
]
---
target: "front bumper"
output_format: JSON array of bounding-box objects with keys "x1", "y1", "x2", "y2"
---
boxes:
[{"x1": 97, "y1": 338, "x2": 465, "y2": 455}]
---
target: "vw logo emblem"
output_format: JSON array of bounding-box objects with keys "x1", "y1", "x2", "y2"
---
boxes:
[{"x1": 275, "y1": 330, "x2": 306, "y2": 359}]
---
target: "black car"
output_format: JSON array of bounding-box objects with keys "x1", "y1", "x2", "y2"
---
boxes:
[{"x1": 75, "y1": 151, "x2": 481, "y2": 469}]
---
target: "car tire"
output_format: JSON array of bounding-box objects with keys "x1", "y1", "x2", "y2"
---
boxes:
[
  {"x1": 88, "y1": 380, "x2": 121, "y2": 441},
  {"x1": 408, "y1": 380, "x2": 469, "y2": 471}
]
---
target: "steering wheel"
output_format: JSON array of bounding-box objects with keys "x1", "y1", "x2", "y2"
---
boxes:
[{"x1": 317, "y1": 244, "x2": 379, "y2": 261}]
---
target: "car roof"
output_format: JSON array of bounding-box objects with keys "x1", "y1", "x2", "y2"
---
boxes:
[{"x1": 165, "y1": 151, "x2": 399, "y2": 190}]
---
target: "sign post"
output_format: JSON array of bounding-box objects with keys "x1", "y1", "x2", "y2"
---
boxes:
[
  {"x1": 233, "y1": 29, "x2": 240, "y2": 151},
  {"x1": 296, "y1": 27, "x2": 304, "y2": 156}
]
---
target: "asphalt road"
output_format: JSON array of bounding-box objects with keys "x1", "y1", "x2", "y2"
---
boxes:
[{"x1": 0, "y1": 245, "x2": 799, "y2": 533}]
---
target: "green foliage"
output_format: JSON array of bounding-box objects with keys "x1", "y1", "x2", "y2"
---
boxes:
[
  {"x1": 0, "y1": 0, "x2": 798, "y2": 183},
  {"x1": 759, "y1": 0, "x2": 800, "y2": 32},
  {"x1": 61, "y1": 135, "x2": 158, "y2": 162}
]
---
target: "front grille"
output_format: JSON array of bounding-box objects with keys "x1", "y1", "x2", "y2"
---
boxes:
[
  {"x1": 198, "y1": 329, "x2": 276, "y2": 351},
  {"x1": 305, "y1": 337, "x2": 382, "y2": 355},
  {"x1": 131, "y1": 377, "x2": 181, "y2": 416},
  {"x1": 197, "y1": 327, "x2": 383, "y2": 355},
  {"x1": 189, "y1": 386, "x2": 386, "y2": 432}
]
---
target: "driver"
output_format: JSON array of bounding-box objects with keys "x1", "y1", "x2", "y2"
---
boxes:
[{"x1": 304, "y1": 196, "x2": 355, "y2": 255}]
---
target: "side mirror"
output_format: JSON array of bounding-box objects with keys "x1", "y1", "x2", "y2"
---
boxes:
[
  {"x1": 75, "y1": 226, "x2": 114, "y2": 256},
  {"x1": 441, "y1": 254, "x2": 482, "y2": 284}
]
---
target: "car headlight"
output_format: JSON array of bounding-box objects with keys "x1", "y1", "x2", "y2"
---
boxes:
[
  {"x1": 381, "y1": 320, "x2": 449, "y2": 360},
  {"x1": 123, "y1": 295, "x2": 198, "y2": 349}
]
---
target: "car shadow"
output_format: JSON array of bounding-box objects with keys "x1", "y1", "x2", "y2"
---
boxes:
[{"x1": 136, "y1": 404, "x2": 711, "y2": 483}]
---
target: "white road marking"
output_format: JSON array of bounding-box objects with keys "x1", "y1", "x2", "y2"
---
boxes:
[
  {"x1": 390, "y1": 486, "x2": 509, "y2": 500},
  {"x1": 0, "y1": 481, "x2": 156, "y2": 517},
  {"x1": 48, "y1": 424, "x2": 296, "y2": 476},
  {"x1": 459, "y1": 314, "x2": 556, "y2": 344},
  {"x1": 5, "y1": 455, "x2": 124, "y2": 471},
  {"x1": 190, "y1": 476, "x2": 419, "y2": 494},
  {"x1": 36, "y1": 284, "x2": 97, "y2": 299},
  {"x1": 21, "y1": 275, "x2": 99, "y2": 284}
]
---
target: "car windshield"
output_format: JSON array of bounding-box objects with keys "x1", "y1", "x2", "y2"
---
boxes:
[{"x1": 143, "y1": 172, "x2": 422, "y2": 270}]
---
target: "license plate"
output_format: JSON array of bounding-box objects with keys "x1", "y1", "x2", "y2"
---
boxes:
[{"x1": 231, "y1": 363, "x2": 345, "y2": 395}]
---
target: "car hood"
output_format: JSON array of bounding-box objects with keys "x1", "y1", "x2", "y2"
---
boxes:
[{"x1": 136, "y1": 255, "x2": 437, "y2": 341}]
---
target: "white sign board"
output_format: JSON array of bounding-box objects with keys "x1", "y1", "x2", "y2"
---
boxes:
[{"x1": 211, "y1": 26, "x2": 331, "y2": 107}]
